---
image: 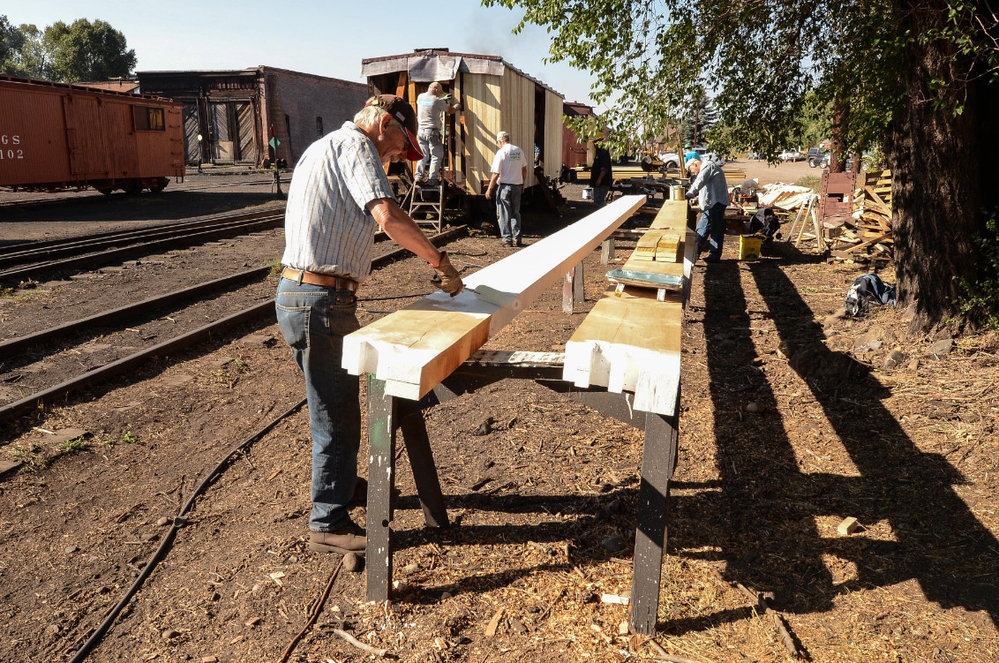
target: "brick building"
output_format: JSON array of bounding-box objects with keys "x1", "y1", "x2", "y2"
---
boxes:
[{"x1": 137, "y1": 66, "x2": 368, "y2": 167}]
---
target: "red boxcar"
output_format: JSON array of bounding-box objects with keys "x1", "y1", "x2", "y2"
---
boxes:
[{"x1": 0, "y1": 76, "x2": 184, "y2": 194}]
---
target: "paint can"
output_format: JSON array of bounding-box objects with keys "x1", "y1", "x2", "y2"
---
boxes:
[
  {"x1": 670, "y1": 185, "x2": 684, "y2": 201},
  {"x1": 582, "y1": 187, "x2": 593, "y2": 200}
]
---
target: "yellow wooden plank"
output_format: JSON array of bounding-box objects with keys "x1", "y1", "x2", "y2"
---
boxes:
[
  {"x1": 563, "y1": 294, "x2": 683, "y2": 415},
  {"x1": 651, "y1": 200, "x2": 688, "y2": 230}
]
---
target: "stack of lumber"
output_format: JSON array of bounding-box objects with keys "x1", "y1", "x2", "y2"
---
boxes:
[
  {"x1": 827, "y1": 169, "x2": 894, "y2": 263},
  {"x1": 634, "y1": 229, "x2": 682, "y2": 262}
]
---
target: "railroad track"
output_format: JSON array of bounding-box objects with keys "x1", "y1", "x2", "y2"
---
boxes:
[
  {"x1": 0, "y1": 209, "x2": 287, "y2": 283},
  {"x1": 0, "y1": 175, "x2": 285, "y2": 209},
  {"x1": 0, "y1": 225, "x2": 468, "y2": 434}
]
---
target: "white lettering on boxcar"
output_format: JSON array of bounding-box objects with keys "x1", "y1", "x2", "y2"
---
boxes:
[{"x1": 0, "y1": 135, "x2": 25, "y2": 160}]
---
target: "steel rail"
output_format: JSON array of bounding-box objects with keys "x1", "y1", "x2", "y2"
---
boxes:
[
  {"x1": 0, "y1": 217, "x2": 283, "y2": 284},
  {"x1": 0, "y1": 224, "x2": 468, "y2": 431},
  {"x1": 0, "y1": 209, "x2": 282, "y2": 264},
  {"x1": 0, "y1": 267, "x2": 271, "y2": 356}
]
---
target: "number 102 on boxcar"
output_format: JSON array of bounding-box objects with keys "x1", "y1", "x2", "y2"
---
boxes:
[{"x1": 0, "y1": 134, "x2": 25, "y2": 160}]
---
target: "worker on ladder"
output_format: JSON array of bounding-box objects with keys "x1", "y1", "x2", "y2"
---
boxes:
[{"x1": 415, "y1": 81, "x2": 459, "y2": 187}]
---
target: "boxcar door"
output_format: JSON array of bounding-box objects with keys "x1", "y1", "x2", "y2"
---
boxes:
[
  {"x1": 235, "y1": 102, "x2": 256, "y2": 164},
  {"x1": 210, "y1": 102, "x2": 233, "y2": 163},
  {"x1": 182, "y1": 103, "x2": 202, "y2": 165},
  {"x1": 63, "y1": 95, "x2": 110, "y2": 179}
]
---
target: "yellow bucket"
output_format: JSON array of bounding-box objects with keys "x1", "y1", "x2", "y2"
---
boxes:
[{"x1": 739, "y1": 235, "x2": 764, "y2": 261}]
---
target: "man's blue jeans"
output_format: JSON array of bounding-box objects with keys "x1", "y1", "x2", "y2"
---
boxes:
[
  {"x1": 496, "y1": 183, "x2": 522, "y2": 242},
  {"x1": 415, "y1": 129, "x2": 444, "y2": 182},
  {"x1": 696, "y1": 202, "x2": 728, "y2": 259},
  {"x1": 275, "y1": 278, "x2": 360, "y2": 532}
]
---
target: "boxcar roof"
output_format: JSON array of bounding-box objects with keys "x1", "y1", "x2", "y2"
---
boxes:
[
  {"x1": 360, "y1": 48, "x2": 562, "y2": 98},
  {"x1": 0, "y1": 75, "x2": 180, "y2": 105}
]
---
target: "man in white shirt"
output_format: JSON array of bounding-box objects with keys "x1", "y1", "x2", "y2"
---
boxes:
[{"x1": 485, "y1": 131, "x2": 527, "y2": 247}]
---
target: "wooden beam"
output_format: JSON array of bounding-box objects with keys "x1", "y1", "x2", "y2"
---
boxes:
[
  {"x1": 342, "y1": 195, "x2": 647, "y2": 400},
  {"x1": 650, "y1": 199, "x2": 688, "y2": 230},
  {"x1": 563, "y1": 289, "x2": 682, "y2": 416}
]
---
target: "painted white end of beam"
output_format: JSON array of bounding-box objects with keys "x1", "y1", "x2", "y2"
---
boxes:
[{"x1": 563, "y1": 340, "x2": 681, "y2": 417}]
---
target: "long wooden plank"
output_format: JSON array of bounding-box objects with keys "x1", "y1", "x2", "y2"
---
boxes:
[
  {"x1": 563, "y1": 293, "x2": 682, "y2": 416},
  {"x1": 342, "y1": 195, "x2": 647, "y2": 400},
  {"x1": 650, "y1": 199, "x2": 688, "y2": 230}
]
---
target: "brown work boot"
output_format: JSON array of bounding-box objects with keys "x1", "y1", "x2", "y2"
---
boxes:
[{"x1": 309, "y1": 522, "x2": 366, "y2": 554}]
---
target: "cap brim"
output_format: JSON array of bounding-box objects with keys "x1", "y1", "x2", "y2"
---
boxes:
[{"x1": 401, "y1": 126, "x2": 423, "y2": 161}]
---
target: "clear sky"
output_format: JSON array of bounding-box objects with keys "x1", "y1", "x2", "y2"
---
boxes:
[{"x1": 7, "y1": 0, "x2": 600, "y2": 107}]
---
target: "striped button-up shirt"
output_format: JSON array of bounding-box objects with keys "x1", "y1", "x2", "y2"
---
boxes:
[{"x1": 281, "y1": 122, "x2": 394, "y2": 281}]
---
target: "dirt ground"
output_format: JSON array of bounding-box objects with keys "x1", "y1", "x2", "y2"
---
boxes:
[{"x1": 1, "y1": 166, "x2": 997, "y2": 663}]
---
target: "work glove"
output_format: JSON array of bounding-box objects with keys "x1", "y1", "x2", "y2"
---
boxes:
[
  {"x1": 434, "y1": 251, "x2": 464, "y2": 297},
  {"x1": 684, "y1": 190, "x2": 696, "y2": 200}
]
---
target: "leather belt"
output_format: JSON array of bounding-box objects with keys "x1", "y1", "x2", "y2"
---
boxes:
[{"x1": 282, "y1": 268, "x2": 358, "y2": 291}]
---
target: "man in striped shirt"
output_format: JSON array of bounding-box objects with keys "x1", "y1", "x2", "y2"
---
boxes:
[{"x1": 276, "y1": 95, "x2": 463, "y2": 555}]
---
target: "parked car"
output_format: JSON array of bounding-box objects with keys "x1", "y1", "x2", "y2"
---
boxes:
[
  {"x1": 808, "y1": 148, "x2": 831, "y2": 168},
  {"x1": 779, "y1": 149, "x2": 802, "y2": 162},
  {"x1": 657, "y1": 151, "x2": 682, "y2": 170},
  {"x1": 681, "y1": 146, "x2": 725, "y2": 166}
]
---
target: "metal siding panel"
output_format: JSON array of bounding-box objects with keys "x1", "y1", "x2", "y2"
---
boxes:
[{"x1": 183, "y1": 103, "x2": 201, "y2": 164}]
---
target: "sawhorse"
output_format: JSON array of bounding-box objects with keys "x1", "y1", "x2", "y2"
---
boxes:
[{"x1": 364, "y1": 352, "x2": 679, "y2": 635}]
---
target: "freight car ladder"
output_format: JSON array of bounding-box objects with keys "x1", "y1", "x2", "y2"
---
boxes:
[{"x1": 409, "y1": 181, "x2": 444, "y2": 232}]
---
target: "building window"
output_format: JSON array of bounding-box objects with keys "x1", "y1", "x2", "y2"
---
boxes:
[
  {"x1": 316, "y1": 116, "x2": 324, "y2": 137},
  {"x1": 134, "y1": 106, "x2": 166, "y2": 131}
]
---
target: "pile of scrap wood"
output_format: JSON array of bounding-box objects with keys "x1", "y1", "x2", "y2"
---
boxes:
[{"x1": 827, "y1": 169, "x2": 894, "y2": 263}]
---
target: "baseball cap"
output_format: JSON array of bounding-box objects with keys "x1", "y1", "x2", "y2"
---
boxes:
[
  {"x1": 684, "y1": 142, "x2": 693, "y2": 149},
  {"x1": 366, "y1": 94, "x2": 423, "y2": 161}
]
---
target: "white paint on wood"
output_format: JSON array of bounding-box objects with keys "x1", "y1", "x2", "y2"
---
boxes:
[
  {"x1": 563, "y1": 289, "x2": 683, "y2": 417},
  {"x1": 342, "y1": 195, "x2": 647, "y2": 399}
]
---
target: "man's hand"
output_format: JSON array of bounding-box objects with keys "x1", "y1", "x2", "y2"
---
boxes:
[
  {"x1": 433, "y1": 251, "x2": 464, "y2": 296},
  {"x1": 485, "y1": 187, "x2": 494, "y2": 200},
  {"x1": 684, "y1": 190, "x2": 696, "y2": 200}
]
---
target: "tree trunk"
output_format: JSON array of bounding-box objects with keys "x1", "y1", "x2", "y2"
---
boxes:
[
  {"x1": 829, "y1": 101, "x2": 845, "y2": 173},
  {"x1": 888, "y1": 0, "x2": 999, "y2": 331}
]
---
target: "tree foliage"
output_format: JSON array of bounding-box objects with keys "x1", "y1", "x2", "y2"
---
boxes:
[
  {"x1": 1, "y1": 15, "x2": 134, "y2": 81},
  {"x1": 485, "y1": 0, "x2": 999, "y2": 329},
  {"x1": 43, "y1": 18, "x2": 135, "y2": 82},
  {"x1": 484, "y1": 0, "x2": 911, "y2": 160}
]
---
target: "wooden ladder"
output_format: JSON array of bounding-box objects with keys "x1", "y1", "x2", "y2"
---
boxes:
[{"x1": 408, "y1": 182, "x2": 443, "y2": 232}]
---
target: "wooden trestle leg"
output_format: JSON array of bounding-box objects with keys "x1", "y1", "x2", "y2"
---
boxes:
[
  {"x1": 366, "y1": 377, "x2": 450, "y2": 602},
  {"x1": 398, "y1": 403, "x2": 449, "y2": 528},
  {"x1": 629, "y1": 409, "x2": 679, "y2": 635},
  {"x1": 365, "y1": 376, "x2": 397, "y2": 602}
]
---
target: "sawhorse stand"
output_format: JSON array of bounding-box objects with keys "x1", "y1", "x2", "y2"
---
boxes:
[{"x1": 364, "y1": 352, "x2": 679, "y2": 635}]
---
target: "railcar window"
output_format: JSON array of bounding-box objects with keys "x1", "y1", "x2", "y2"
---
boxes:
[{"x1": 133, "y1": 106, "x2": 166, "y2": 131}]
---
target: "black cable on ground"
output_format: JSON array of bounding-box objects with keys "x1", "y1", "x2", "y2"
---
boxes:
[{"x1": 68, "y1": 398, "x2": 307, "y2": 663}]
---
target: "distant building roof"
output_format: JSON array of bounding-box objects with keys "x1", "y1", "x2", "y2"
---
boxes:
[
  {"x1": 76, "y1": 79, "x2": 140, "y2": 93},
  {"x1": 361, "y1": 48, "x2": 562, "y2": 98}
]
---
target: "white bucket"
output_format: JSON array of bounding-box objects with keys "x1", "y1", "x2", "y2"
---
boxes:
[{"x1": 582, "y1": 187, "x2": 594, "y2": 200}]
